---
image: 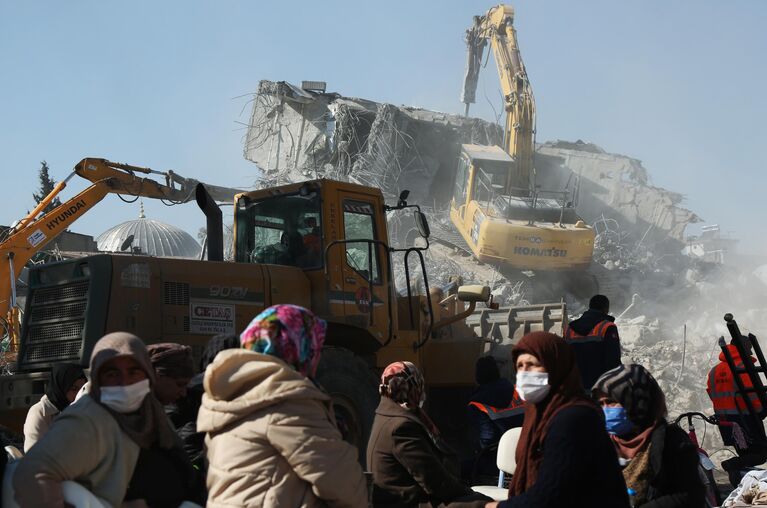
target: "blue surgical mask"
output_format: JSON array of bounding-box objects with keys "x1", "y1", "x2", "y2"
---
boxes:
[{"x1": 603, "y1": 406, "x2": 634, "y2": 436}]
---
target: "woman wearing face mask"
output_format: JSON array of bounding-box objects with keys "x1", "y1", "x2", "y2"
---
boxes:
[
  {"x1": 13, "y1": 332, "x2": 204, "y2": 507},
  {"x1": 198, "y1": 304, "x2": 367, "y2": 508},
  {"x1": 367, "y1": 361, "x2": 491, "y2": 507},
  {"x1": 23, "y1": 362, "x2": 86, "y2": 452},
  {"x1": 486, "y1": 331, "x2": 629, "y2": 508},
  {"x1": 593, "y1": 364, "x2": 705, "y2": 508}
]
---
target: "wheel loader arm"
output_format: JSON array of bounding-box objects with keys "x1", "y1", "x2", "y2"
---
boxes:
[{"x1": 461, "y1": 4, "x2": 536, "y2": 191}]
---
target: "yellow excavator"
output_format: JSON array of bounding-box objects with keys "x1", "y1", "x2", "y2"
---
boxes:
[
  {"x1": 452, "y1": 4, "x2": 594, "y2": 273},
  {"x1": 0, "y1": 158, "x2": 243, "y2": 350}
]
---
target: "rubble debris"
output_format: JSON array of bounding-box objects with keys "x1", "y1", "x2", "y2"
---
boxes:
[
  {"x1": 536, "y1": 140, "x2": 702, "y2": 255},
  {"x1": 684, "y1": 224, "x2": 738, "y2": 264},
  {"x1": 244, "y1": 80, "x2": 501, "y2": 205}
]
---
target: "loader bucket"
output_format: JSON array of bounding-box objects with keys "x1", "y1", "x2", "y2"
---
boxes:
[{"x1": 465, "y1": 301, "x2": 568, "y2": 378}]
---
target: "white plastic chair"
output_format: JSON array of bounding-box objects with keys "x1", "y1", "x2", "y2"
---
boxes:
[
  {"x1": 4, "y1": 446, "x2": 22, "y2": 461},
  {"x1": 471, "y1": 426, "x2": 522, "y2": 501}
]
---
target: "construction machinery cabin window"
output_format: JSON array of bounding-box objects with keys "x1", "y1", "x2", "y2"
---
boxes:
[
  {"x1": 236, "y1": 190, "x2": 323, "y2": 269},
  {"x1": 473, "y1": 161, "x2": 510, "y2": 204},
  {"x1": 343, "y1": 201, "x2": 380, "y2": 283},
  {"x1": 453, "y1": 156, "x2": 470, "y2": 206}
]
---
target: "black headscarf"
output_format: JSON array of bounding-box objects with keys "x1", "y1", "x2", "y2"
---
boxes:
[
  {"x1": 46, "y1": 363, "x2": 86, "y2": 411},
  {"x1": 200, "y1": 333, "x2": 239, "y2": 372},
  {"x1": 592, "y1": 363, "x2": 667, "y2": 429},
  {"x1": 475, "y1": 356, "x2": 501, "y2": 385}
]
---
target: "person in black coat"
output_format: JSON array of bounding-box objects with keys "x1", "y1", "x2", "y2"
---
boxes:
[
  {"x1": 593, "y1": 364, "x2": 705, "y2": 508},
  {"x1": 488, "y1": 332, "x2": 629, "y2": 508},
  {"x1": 367, "y1": 361, "x2": 490, "y2": 507},
  {"x1": 165, "y1": 333, "x2": 239, "y2": 470},
  {"x1": 565, "y1": 294, "x2": 622, "y2": 390},
  {"x1": 468, "y1": 356, "x2": 519, "y2": 448}
]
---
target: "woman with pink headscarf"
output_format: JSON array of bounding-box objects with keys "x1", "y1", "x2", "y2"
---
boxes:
[
  {"x1": 197, "y1": 304, "x2": 367, "y2": 508},
  {"x1": 367, "y1": 361, "x2": 490, "y2": 507}
]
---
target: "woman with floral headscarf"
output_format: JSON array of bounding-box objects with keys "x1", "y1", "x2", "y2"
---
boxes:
[
  {"x1": 198, "y1": 304, "x2": 367, "y2": 508},
  {"x1": 367, "y1": 361, "x2": 490, "y2": 507}
]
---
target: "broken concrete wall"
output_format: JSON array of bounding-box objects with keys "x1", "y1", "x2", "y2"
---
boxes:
[
  {"x1": 243, "y1": 81, "x2": 336, "y2": 183},
  {"x1": 536, "y1": 140, "x2": 701, "y2": 254},
  {"x1": 244, "y1": 80, "x2": 502, "y2": 204},
  {"x1": 245, "y1": 82, "x2": 700, "y2": 258}
]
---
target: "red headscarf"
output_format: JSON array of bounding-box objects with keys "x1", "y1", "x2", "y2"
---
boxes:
[
  {"x1": 508, "y1": 331, "x2": 599, "y2": 495},
  {"x1": 380, "y1": 361, "x2": 440, "y2": 437}
]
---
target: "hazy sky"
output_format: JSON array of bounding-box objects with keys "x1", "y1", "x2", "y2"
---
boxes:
[{"x1": 1, "y1": 1, "x2": 765, "y2": 253}]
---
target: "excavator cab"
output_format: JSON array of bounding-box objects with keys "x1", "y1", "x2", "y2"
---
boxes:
[{"x1": 450, "y1": 144, "x2": 594, "y2": 271}]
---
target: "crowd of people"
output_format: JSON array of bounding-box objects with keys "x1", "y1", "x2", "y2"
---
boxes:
[{"x1": 3, "y1": 294, "x2": 762, "y2": 507}]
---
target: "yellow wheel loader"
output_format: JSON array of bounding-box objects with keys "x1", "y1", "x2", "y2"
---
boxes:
[{"x1": 0, "y1": 162, "x2": 567, "y2": 459}]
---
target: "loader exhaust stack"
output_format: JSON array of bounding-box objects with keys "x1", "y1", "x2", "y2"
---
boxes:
[{"x1": 195, "y1": 183, "x2": 223, "y2": 262}]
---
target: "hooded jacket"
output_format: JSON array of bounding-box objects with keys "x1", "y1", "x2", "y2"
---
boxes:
[
  {"x1": 13, "y1": 332, "x2": 192, "y2": 508},
  {"x1": 22, "y1": 394, "x2": 59, "y2": 453},
  {"x1": 197, "y1": 349, "x2": 367, "y2": 508},
  {"x1": 13, "y1": 394, "x2": 141, "y2": 507}
]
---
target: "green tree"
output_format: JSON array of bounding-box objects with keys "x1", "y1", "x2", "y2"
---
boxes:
[{"x1": 32, "y1": 161, "x2": 62, "y2": 215}]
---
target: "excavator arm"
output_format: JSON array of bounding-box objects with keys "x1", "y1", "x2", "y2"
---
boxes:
[
  {"x1": 0, "y1": 158, "x2": 245, "y2": 347},
  {"x1": 461, "y1": 4, "x2": 536, "y2": 191}
]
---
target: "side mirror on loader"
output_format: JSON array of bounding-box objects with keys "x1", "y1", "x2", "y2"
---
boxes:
[
  {"x1": 457, "y1": 285, "x2": 490, "y2": 303},
  {"x1": 427, "y1": 285, "x2": 493, "y2": 342},
  {"x1": 415, "y1": 211, "x2": 430, "y2": 239}
]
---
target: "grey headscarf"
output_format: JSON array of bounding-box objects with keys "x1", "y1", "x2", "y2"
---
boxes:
[
  {"x1": 592, "y1": 363, "x2": 667, "y2": 429},
  {"x1": 89, "y1": 332, "x2": 176, "y2": 449}
]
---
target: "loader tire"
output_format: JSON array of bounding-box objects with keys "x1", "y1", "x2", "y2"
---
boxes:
[{"x1": 315, "y1": 347, "x2": 379, "y2": 464}]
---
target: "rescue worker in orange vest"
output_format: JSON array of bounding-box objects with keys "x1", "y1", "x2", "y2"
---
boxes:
[
  {"x1": 467, "y1": 357, "x2": 525, "y2": 478},
  {"x1": 564, "y1": 294, "x2": 622, "y2": 390},
  {"x1": 707, "y1": 334, "x2": 767, "y2": 486}
]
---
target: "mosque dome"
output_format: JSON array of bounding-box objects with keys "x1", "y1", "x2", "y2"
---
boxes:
[{"x1": 96, "y1": 204, "x2": 201, "y2": 258}]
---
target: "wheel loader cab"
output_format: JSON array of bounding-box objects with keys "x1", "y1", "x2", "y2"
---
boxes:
[
  {"x1": 235, "y1": 185, "x2": 323, "y2": 269},
  {"x1": 233, "y1": 180, "x2": 395, "y2": 352}
]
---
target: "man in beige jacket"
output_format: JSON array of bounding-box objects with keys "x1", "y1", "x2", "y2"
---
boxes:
[{"x1": 198, "y1": 304, "x2": 368, "y2": 508}]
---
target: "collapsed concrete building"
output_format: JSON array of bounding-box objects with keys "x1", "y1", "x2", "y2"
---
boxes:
[
  {"x1": 244, "y1": 80, "x2": 501, "y2": 207},
  {"x1": 244, "y1": 80, "x2": 700, "y2": 259}
]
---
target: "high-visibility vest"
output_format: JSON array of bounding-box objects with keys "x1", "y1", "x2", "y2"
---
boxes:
[
  {"x1": 707, "y1": 360, "x2": 763, "y2": 417},
  {"x1": 468, "y1": 390, "x2": 525, "y2": 422},
  {"x1": 564, "y1": 320, "x2": 617, "y2": 344}
]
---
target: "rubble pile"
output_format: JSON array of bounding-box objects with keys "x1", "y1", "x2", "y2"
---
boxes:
[
  {"x1": 616, "y1": 259, "x2": 767, "y2": 422},
  {"x1": 536, "y1": 140, "x2": 701, "y2": 254}
]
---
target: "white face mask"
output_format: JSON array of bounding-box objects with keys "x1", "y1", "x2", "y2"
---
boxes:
[
  {"x1": 515, "y1": 371, "x2": 551, "y2": 403},
  {"x1": 99, "y1": 379, "x2": 150, "y2": 413}
]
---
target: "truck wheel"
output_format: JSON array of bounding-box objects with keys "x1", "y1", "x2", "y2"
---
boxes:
[{"x1": 315, "y1": 347, "x2": 379, "y2": 464}]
